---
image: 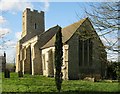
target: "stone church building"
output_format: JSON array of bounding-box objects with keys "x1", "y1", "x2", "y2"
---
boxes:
[{"x1": 16, "y1": 8, "x2": 107, "y2": 80}]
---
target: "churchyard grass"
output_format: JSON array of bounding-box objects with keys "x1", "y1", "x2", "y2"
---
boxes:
[{"x1": 2, "y1": 72, "x2": 120, "y2": 93}]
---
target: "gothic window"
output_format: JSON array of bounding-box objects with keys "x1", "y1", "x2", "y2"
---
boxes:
[
  {"x1": 79, "y1": 40, "x2": 83, "y2": 66},
  {"x1": 89, "y1": 39, "x2": 93, "y2": 65},
  {"x1": 84, "y1": 39, "x2": 88, "y2": 65},
  {"x1": 79, "y1": 38, "x2": 93, "y2": 66}
]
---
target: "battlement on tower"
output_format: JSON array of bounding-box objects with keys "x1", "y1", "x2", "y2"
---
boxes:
[{"x1": 23, "y1": 8, "x2": 44, "y2": 15}]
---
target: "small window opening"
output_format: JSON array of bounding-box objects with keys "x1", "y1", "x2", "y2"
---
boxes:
[{"x1": 34, "y1": 23, "x2": 37, "y2": 29}]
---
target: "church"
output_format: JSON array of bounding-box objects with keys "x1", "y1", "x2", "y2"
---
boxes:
[{"x1": 16, "y1": 8, "x2": 107, "y2": 80}]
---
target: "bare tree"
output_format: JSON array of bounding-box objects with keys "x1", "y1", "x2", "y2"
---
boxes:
[
  {"x1": 80, "y1": 2, "x2": 120, "y2": 61},
  {"x1": 0, "y1": 31, "x2": 9, "y2": 49},
  {"x1": 80, "y1": 2, "x2": 120, "y2": 81}
]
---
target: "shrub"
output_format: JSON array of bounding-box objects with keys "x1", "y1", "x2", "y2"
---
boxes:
[{"x1": 55, "y1": 26, "x2": 63, "y2": 92}]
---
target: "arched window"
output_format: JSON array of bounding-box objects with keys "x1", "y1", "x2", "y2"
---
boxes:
[{"x1": 79, "y1": 38, "x2": 93, "y2": 66}]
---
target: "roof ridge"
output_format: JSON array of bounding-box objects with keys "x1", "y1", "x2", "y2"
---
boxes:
[
  {"x1": 38, "y1": 25, "x2": 60, "y2": 37},
  {"x1": 41, "y1": 18, "x2": 89, "y2": 49},
  {"x1": 63, "y1": 17, "x2": 88, "y2": 29}
]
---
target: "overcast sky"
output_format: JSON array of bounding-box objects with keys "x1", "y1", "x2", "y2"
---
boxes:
[{"x1": 0, "y1": 0, "x2": 118, "y2": 63}]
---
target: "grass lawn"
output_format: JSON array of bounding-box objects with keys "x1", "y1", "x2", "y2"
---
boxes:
[{"x1": 1, "y1": 72, "x2": 120, "y2": 93}]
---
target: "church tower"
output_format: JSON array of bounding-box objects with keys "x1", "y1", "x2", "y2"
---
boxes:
[{"x1": 21, "y1": 8, "x2": 45, "y2": 38}]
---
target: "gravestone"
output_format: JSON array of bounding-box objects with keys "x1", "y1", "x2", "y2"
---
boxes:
[
  {"x1": 18, "y1": 71, "x2": 23, "y2": 77},
  {"x1": 4, "y1": 69, "x2": 10, "y2": 78}
]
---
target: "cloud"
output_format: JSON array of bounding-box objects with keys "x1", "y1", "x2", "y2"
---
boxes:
[
  {"x1": 0, "y1": 0, "x2": 50, "y2": 14},
  {"x1": 100, "y1": 36, "x2": 118, "y2": 61},
  {"x1": 107, "y1": 49, "x2": 118, "y2": 62},
  {"x1": 4, "y1": 41, "x2": 16, "y2": 48},
  {"x1": 0, "y1": 16, "x2": 6, "y2": 24},
  {"x1": 43, "y1": 0, "x2": 50, "y2": 11},
  {"x1": 15, "y1": 31, "x2": 22, "y2": 40},
  {"x1": 0, "y1": 28, "x2": 11, "y2": 37},
  {"x1": 0, "y1": 40, "x2": 16, "y2": 63},
  {"x1": 0, "y1": 0, "x2": 34, "y2": 13},
  {"x1": 0, "y1": 28, "x2": 11, "y2": 50}
]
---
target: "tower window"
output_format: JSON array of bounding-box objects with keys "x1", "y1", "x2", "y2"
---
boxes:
[{"x1": 34, "y1": 23, "x2": 37, "y2": 29}]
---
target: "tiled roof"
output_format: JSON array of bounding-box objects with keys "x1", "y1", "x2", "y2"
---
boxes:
[
  {"x1": 62, "y1": 18, "x2": 87, "y2": 43},
  {"x1": 19, "y1": 25, "x2": 61, "y2": 48},
  {"x1": 41, "y1": 18, "x2": 87, "y2": 49},
  {"x1": 38, "y1": 25, "x2": 61, "y2": 48}
]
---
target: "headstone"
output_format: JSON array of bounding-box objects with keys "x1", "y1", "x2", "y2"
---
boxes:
[
  {"x1": 18, "y1": 71, "x2": 23, "y2": 77},
  {"x1": 84, "y1": 77, "x2": 95, "y2": 82},
  {"x1": 4, "y1": 69, "x2": 10, "y2": 78}
]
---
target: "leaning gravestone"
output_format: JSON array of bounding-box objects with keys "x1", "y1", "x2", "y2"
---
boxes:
[
  {"x1": 4, "y1": 69, "x2": 10, "y2": 78},
  {"x1": 18, "y1": 71, "x2": 23, "y2": 77}
]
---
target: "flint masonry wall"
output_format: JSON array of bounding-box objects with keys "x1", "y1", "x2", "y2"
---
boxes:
[{"x1": 67, "y1": 34, "x2": 80, "y2": 80}]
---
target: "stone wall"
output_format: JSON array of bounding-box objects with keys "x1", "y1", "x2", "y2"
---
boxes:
[
  {"x1": 23, "y1": 45, "x2": 32, "y2": 74},
  {"x1": 67, "y1": 34, "x2": 80, "y2": 80},
  {"x1": 20, "y1": 36, "x2": 40, "y2": 75},
  {"x1": 62, "y1": 45, "x2": 69, "y2": 80},
  {"x1": 42, "y1": 47, "x2": 54, "y2": 77},
  {"x1": 48, "y1": 49, "x2": 54, "y2": 76},
  {"x1": 16, "y1": 41, "x2": 20, "y2": 72},
  {"x1": 32, "y1": 43, "x2": 43, "y2": 75},
  {"x1": 42, "y1": 45, "x2": 69, "y2": 79}
]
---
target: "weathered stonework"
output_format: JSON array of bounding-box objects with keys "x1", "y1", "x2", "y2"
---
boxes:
[{"x1": 42, "y1": 45, "x2": 69, "y2": 79}]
